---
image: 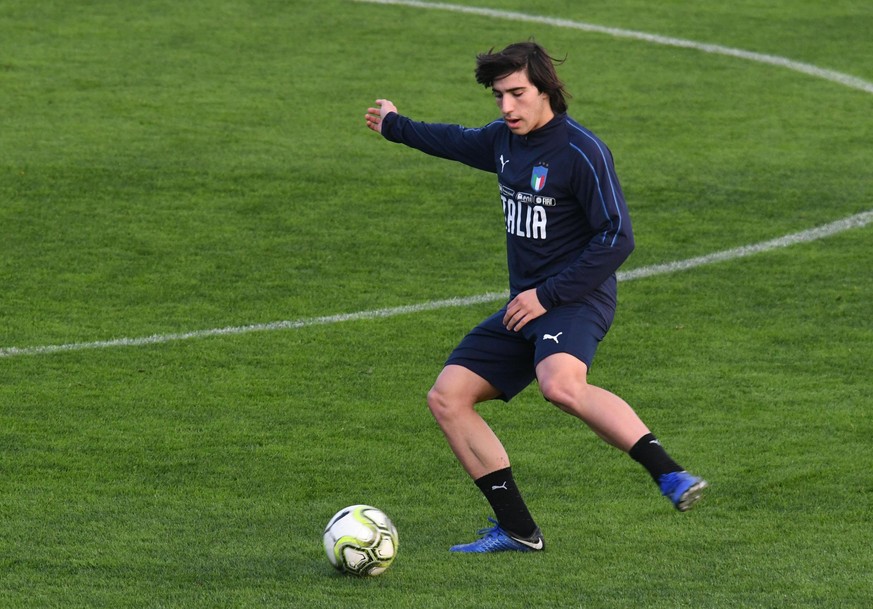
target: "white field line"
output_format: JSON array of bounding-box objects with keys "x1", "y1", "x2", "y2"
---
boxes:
[
  {"x1": 2, "y1": 211, "x2": 871, "y2": 359},
  {"x1": 619, "y1": 211, "x2": 873, "y2": 281},
  {"x1": 4, "y1": 5, "x2": 871, "y2": 359},
  {"x1": 355, "y1": 0, "x2": 873, "y2": 95}
]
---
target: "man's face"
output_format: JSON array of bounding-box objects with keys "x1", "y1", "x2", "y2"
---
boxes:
[{"x1": 492, "y1": 69, "x2": 554, "y2": 136}]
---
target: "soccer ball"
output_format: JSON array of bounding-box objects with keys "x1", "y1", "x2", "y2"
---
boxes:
[{"x1": 323, "y1": 505, "x2": 399, "y2": 576}]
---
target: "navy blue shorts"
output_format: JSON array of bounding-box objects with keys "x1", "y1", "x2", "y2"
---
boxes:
[{"x1": 445, "y1": 303, "x2": 614, "y2": 401}]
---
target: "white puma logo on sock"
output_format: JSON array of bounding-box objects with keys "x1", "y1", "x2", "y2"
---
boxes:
[{"x1": 491, "y1": 482, "x2": 508, "y2": 491}]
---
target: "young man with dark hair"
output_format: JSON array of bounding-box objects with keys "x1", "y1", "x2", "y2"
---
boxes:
[{"x1": 365, "y1": 41, "x2": 707, "y2": 553}]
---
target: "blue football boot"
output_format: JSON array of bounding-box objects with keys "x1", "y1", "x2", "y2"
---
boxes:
[
  {"x1": 450, "y1": 518, "x2": 545, "y2": 553},
  {"x1": 659, "y1": 471, "x2": 708, "y2": 511}
]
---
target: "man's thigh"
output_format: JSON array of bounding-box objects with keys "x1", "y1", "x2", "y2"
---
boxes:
[
  {"x1": 526, "y1": 304, "x2": 610, "y2": 369},
  {"x1": 445, "y1": 308, "x2": 537, "y2": 401}
]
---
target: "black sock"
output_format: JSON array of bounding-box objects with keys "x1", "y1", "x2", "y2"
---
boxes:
[
  {"x1": 475, "y1": 467, "x2": 538, "y2": 538},
  {"x1": 629, "y1": 433, "x2": 684, "y2": 482}
]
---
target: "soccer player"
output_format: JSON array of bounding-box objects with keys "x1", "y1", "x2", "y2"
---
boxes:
[{"x1": 364, "y1": 41, "x2": 707, "y2": 553}]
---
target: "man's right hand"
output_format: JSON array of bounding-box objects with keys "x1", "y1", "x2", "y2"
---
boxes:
[{"x1": 365, "y1": 99, "x2": 397, "y2": 134}]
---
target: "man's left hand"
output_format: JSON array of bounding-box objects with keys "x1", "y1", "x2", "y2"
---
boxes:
[{"x1": 503, "y1": 289, "x2": 546, "y2": 332}]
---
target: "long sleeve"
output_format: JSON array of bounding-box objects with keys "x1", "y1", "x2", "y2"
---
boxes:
[
  {"x1": 382, "y1": 112, "x2": 498, "y2": 173},
  {"x1": 534, "y1": 129, "x2": 634, "y2": 309}
]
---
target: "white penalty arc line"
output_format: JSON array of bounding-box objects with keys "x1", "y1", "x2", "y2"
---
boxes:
[
  {"x1": 4, "y1": 6, "x2": 872, "y2": 359},
  {"x1": 2, "y1": 210, "x2": 871, "y2": 359},
  {"x1": 618, "y1": 210, "x2": 872, "y2": 281},
  {"x1": 355, "y1": 0, "x2": 873, "y2": 95}
]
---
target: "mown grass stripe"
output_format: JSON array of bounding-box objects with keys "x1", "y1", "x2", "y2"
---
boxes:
[
  {"x1": 2, "y1": 211, "x2": 869, "y2": 358},
  {"x1": 357, "y1": 0, "x2": 873, "y2": 94}
]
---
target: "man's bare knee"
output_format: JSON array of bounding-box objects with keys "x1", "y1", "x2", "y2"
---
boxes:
[
  {"x1": 539, "y1": 376, "x2": 589, "y2": 415},
  {"x1": 426, "y1": 385, "x2": 446, "y2": 415},
  {"x1": 427, "y1": 384, "x2": 467, "y2": 424},
  {"x1": 427, "y1": 365, "x2": 499, "y2": 422}
]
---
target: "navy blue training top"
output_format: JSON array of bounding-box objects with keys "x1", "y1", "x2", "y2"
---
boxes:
[{"x1": 381, "y1": 111, "x2": 634, "y2": 317}]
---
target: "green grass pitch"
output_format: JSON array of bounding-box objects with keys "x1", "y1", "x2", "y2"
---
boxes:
[{"x1": 1, "y1": 1, "x2": 871, "y2": 607}]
